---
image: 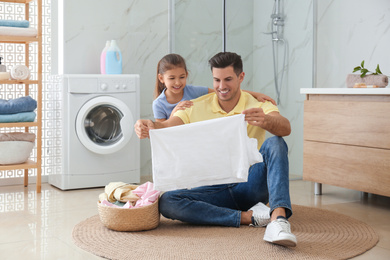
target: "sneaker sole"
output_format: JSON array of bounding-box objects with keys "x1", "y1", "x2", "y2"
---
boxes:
[
  {"x1": 264, "y1": 236, "x2": 297, "y2": 247},
  {"x1": 249, "y1": 219, "x2": 270, "y2": 227}
]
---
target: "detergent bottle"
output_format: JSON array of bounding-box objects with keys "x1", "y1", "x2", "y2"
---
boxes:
[
  {"x1": 100, "y1": 40, "x2": 110, "y2": 74},
  {"x1": 105, "y1": 40, "x2": 122, "y2": 74}
]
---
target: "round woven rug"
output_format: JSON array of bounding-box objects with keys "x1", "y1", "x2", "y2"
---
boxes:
[{"x1": 72, "y1": 205, "x2": 378, "y2": 260}]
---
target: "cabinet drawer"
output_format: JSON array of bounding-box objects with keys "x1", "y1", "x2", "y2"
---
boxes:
[
  {"x1": 303, "y1": 141, "x2": 390, "y2": 197},
  {"x1": 304, "y1": 100, "x2": 390, "y2": 149}
]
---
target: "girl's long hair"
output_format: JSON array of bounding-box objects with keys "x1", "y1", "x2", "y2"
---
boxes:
[{"x1": 154, "y1": 54, "x2": 188, "y2": 99}]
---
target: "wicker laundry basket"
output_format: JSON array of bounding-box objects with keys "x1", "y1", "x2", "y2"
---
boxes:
[{"x1": 97, "y1": 198, "x2": 160, "y2": 232}]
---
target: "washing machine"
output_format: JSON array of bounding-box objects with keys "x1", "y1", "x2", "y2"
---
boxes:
[{"x1": 49, "y1": 74, "x2": 140, "y2": 190}]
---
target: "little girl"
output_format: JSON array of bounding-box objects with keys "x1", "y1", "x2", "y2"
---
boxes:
[{"x1": 153, "y1": 54, "x2": 275, "y2": 122}]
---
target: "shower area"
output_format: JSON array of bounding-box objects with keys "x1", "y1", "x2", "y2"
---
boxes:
[{"x1": 168, "y1": 0, "x2": 314, "y2": 178}]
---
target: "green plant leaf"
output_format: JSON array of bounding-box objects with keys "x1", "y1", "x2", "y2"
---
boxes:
[
  {"x1": 361, "y1": 71, "x2": 368, "y2": 77},
  {"x1": 361, "y1": 60, "x2": 365, "y2": 68},
  {"x1": 376, "y1": 64, "x2": 382, "y2": 74},
  {"x1": 352, "y1": 66, "x2": 362, "y2": 73}
]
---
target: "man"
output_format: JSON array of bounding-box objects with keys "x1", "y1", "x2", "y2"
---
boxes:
[{"x1": 134, "y1": 52, "x2": 297, "y2": 247}]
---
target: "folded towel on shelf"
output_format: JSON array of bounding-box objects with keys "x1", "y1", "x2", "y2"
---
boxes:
[
  {"x1": 346, "y1": 74, "x2": 388, "y2": 88},
  {"x1": 0, "y1": 26, "x2": 37, "y2": 37},
  {"x1": 0, "y1": 20, "x2": 29, "y2": 28},
  {"x1": 0, "y1": 132, "x2": 36, "y2": 142},
  {"x1": 0, "y1": 111, "x2": 36, "y2": 123},
  {"x1": 0, "y1": 96, "x2": 37, "y2": 114},
  {"x1": 10, "y1": 65, "x2": 31, "y2": 80}
]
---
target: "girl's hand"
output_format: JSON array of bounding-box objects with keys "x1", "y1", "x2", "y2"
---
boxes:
[
  {"x1": 254, "y1": 93, "x2": 276, "y2": 105},
  {"x1": 170, "y1": 100, "x2": 194, "y2": 117}
]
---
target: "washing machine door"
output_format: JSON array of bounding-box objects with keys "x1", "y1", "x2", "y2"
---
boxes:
[{"x1": 76, "y1": 96, "x2": 134, "y2": 154}]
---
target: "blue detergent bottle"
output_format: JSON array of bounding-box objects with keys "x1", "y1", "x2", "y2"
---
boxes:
[{"x1": 105, "y1": 40, "x2": 122, "y2": 74}]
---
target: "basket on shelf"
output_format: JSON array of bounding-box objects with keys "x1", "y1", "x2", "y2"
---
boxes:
[{"x1": 97, "y1": 198, "x2": 160, "y2": 232}]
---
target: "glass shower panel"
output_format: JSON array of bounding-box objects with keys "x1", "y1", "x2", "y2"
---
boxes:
[
  {"x1": 224, "y1": 0, "x2": 255, "y2": 91},
  {"x1": 173, "y1": 0, "x2": 222, "y2": 87}
]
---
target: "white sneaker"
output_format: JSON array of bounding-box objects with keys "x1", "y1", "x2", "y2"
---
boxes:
[
  {"x1": 248, "y1": 202, "x2": 270, "y2": 227},
  {"x1": 264, "y1": 217, "x2": 297, "y2": 247}
]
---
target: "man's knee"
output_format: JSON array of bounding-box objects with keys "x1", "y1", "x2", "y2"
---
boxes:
[{"x1": 261, "y1": 136, "x2": 288, "y2": 154}]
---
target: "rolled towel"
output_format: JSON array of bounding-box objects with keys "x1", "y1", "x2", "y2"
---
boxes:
[
  {"x1": 10, "y1": 65, "x2": 30, "y2": 80},
  {"x1": 0, "y1": 111, "x2": 36, "y2": 123},
  {"x1": 0, "y1": 132, "x2": 36, "y2": 142},
  {"x1": 0, "y1": 96, "x2": 37, "y2": 114},
  {"x1": 0, "y1": 19, "x2": 29, "y2": 28},
  {"x1": 346, "y1": 74, "x2": 388, "y2": 88}
]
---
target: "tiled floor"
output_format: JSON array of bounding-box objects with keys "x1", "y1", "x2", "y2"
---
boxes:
[{"x1": 0, "y1": 178, "x2": 389, "y2": 259}]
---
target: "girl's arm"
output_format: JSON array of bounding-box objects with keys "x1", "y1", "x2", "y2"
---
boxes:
[
  {"x1": 243, "y1": 90, "x2": 276, "y2": 105},
  {"x1": 207, "y1": 88, "x2": 276, "y2": 105},
  {"x1": 155, "y1": 100, "x2": 194, "y2": 122},
  {"x1": 170, "y1": 100, "x2": 194, "y2": 117}
]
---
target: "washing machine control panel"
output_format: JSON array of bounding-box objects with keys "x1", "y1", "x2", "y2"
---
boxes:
[{"x1": 98, "y1": 77, "x2": 136, "y2": 93}]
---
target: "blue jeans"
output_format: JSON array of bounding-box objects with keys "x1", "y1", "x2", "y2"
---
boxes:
[{"x1": 159, "y1": 136, "x2": 292, "y2": 227}]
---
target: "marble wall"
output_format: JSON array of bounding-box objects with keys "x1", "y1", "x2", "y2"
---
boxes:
[{"x1": 316, "y1": 0, "x2": 390, "y2": 88}]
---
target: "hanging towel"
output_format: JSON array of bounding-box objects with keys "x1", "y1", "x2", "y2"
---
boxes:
[
  {"x1": 10, "y1": 65, "x2": 31, "y2": 80},
  {"x1": 0, "y1": 132, "x2": 36, "y2": 142},
  {"x1": 0, "y1": 111, "x2": 36, "y2": 123},
  {"x1": 149, "y1": 114, "x2": 263, "y2": 191},
  {"x1": 346, "y1": 74, "x2": 388, "y2": 88},
  {"x1": 0, "y1": 20, "x2": 29, "y2": 28},
  {"x1": 0, "y1": 96, "x2": 37, "y2": 114},
  {"x1": 0, "y1": 26, "x2": 37, "y2": 37}
]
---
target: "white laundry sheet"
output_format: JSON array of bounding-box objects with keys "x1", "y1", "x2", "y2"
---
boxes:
[{"x1": 149, "y1": 114, "x2": 263, "y2": 191}]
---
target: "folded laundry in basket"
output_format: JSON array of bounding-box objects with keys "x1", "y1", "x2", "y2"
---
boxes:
[
  {"x1": 0, "y1": 96, "x2": 37, "y2": 114},
  {"x1": 346, "y1": 74, "x2": 388, "y2": 88},
  {"x1": 0, "y1": 19, "x2": 29, "y2": 28},
  {"x1": 0, "y1": 111, "x2": 36, "y2": 123},
  {"x1": 0, "y1": 132, "x2": 36, "y2": 142},
  {"x1": 99, "y1": 182, "x2": 160, "y2": 208},
  {"x1": 149, "y1": 114, "x2": 263, "y2": 191}
]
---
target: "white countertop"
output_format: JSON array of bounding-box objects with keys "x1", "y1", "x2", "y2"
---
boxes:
[{"x1": 300, "y1": 88, "x2": 390, "y2": 95}]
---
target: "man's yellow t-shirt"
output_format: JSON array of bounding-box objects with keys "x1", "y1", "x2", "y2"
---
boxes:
[{"x1": 173, "y1": 91, "x2": 279, "y2": 149}]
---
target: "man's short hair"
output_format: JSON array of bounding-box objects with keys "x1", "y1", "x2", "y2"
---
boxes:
[{"x1": 208, "y1": 52, "x2": 243, "y2": 76}]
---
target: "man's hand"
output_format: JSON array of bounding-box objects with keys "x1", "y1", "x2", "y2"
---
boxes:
[
  {"x1": 134, "y1": 119, "x2": 155, "y2": 139},
  {"x1": 242, "y1": 107, "x2": 266, "y2": 127},
  {"x1": 242, "y1": 108, "x2": 291, "y2": 137}
]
